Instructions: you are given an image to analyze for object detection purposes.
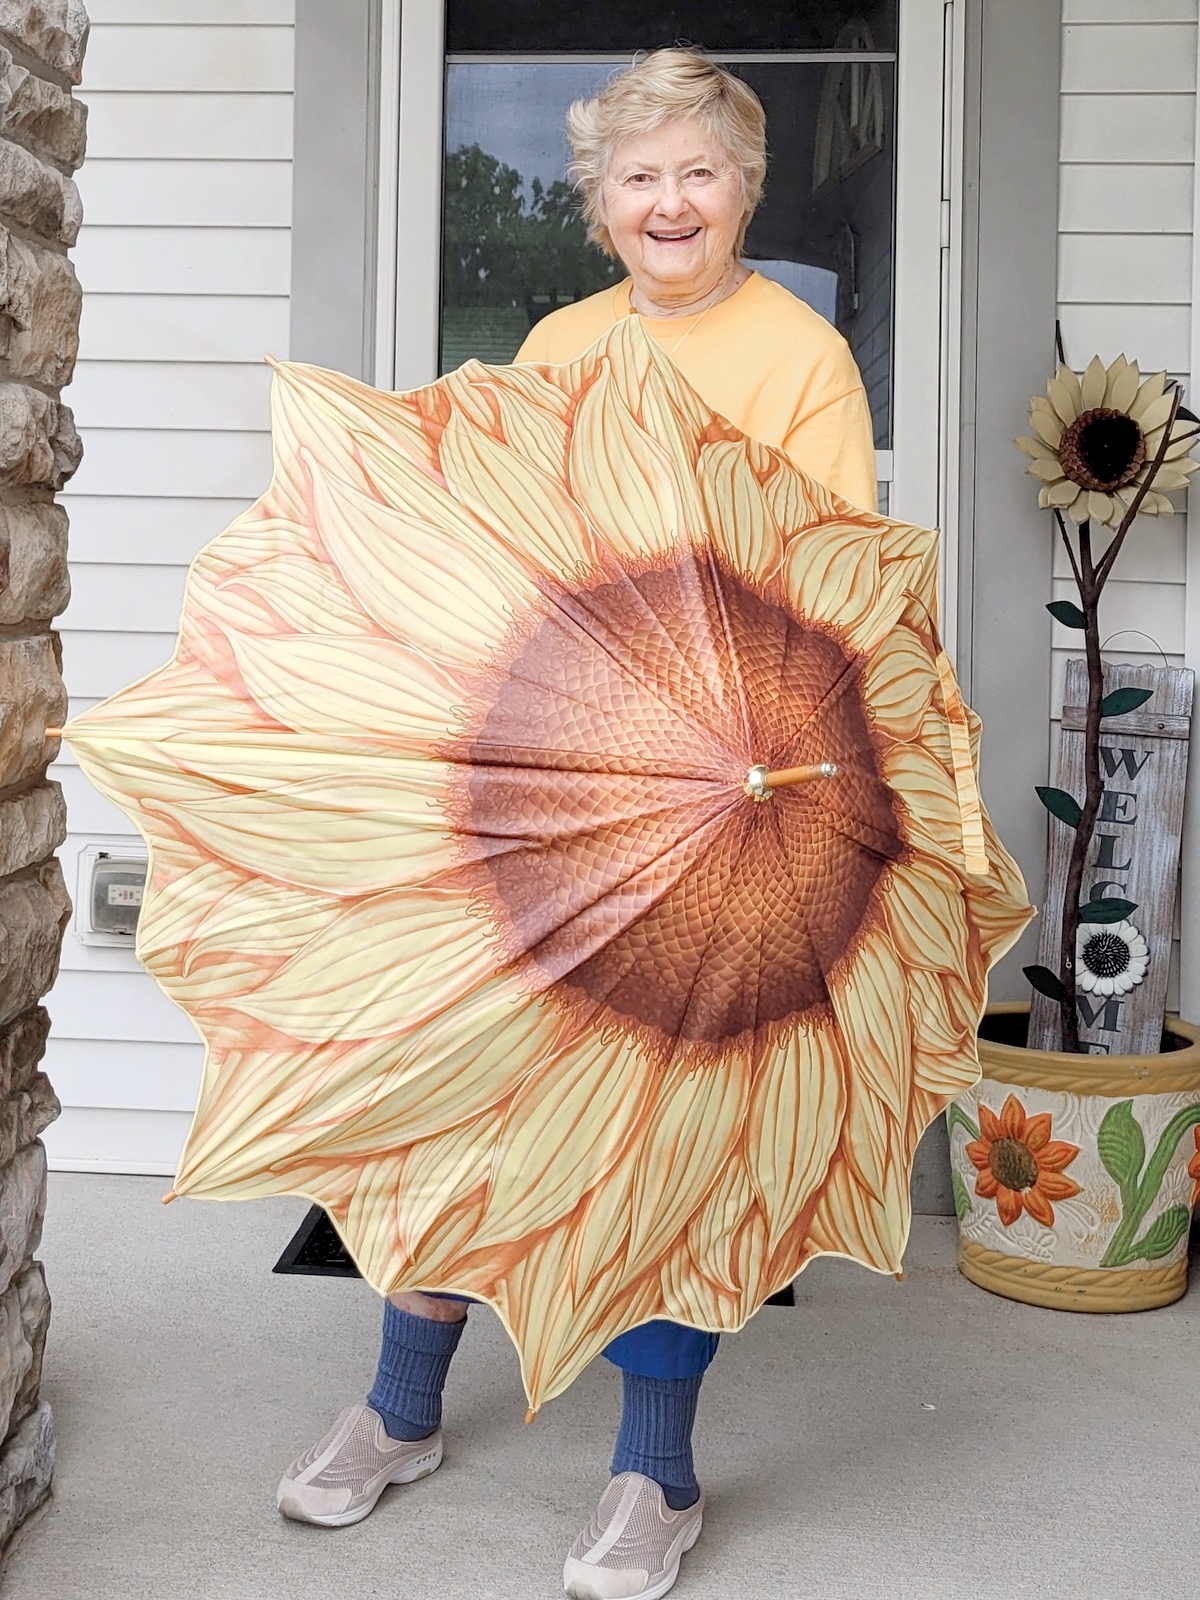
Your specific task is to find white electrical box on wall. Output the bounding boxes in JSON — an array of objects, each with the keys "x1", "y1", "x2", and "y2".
[{"x1": 75, "y1": 841, "x2": 149, "y2": 947}]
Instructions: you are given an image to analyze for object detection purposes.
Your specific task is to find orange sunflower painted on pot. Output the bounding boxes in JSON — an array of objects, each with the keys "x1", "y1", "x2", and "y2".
[
  {"x1": 966, "y1": 1094, "x2": 1081, "y2": 1227},
  {"x1": 64, "y1": 319, "x2": 1032, "y2": 1408},
  {"x1": 1188, "y1": 1127, "x2": 1200, "y2": 1208}
]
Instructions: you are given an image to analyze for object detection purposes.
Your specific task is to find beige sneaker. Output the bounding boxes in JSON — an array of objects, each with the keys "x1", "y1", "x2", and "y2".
[
  {"x1": 277, "y1": 1403, "x2": 442, "y2": 1527},
  {"x1": 563, "y1": 1472, "x2": 704, "y2": 1600}
]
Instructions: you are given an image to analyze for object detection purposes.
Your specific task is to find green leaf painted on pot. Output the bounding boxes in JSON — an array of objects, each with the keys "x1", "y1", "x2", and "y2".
[
  {"x1": 1128, "y1": 1204, "x2": 1190, "y2": 1263},
  {"x1": 1100, "y1": 687, "x2": 1154, "y2": 718},
  {"x1": 1036, "y1": 786, "x2": 1082, "y2": 828},
  {"x1": 952, "y1": 1171, "x2": 972, "y2": 1221},
  {"x1": 946, "y1": 1103, "x2": 981, "y2": 1143},
  {"x1": 1046, "y1": 600, "x2": 1087, "y2": 630},
  {"x1": 1097, "y1": 1099, "x2": 1144, "y2": 1206},
  {"x1": 1100, "y1": 1103, "x2": 1200, "y2": 1267},
  {"x1": 1078, "y1": 897, "x2": 1138, "y2": 924},
  {"x1": 1024, "y1": 963, "x2": 1066, "y2": 1003}
]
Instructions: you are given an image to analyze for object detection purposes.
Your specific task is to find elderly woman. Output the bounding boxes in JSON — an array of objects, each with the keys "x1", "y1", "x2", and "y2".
[{"x1": 277, "y1": 48, "x2": 877, "y2": 1600}]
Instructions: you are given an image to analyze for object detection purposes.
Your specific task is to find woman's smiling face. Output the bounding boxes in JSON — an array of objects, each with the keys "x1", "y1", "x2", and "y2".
[{"x1": 599, "y1": 117, "x2": 747, "y2": 301}]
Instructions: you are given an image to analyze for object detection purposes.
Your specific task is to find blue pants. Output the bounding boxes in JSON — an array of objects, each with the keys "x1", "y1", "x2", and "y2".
[
  {"x1": 603, "y1": 1323, "x2": 719, "y2": 1379},
  {"x1": 435, "y1": 1296, "x2": 718, "y2": 1380}
]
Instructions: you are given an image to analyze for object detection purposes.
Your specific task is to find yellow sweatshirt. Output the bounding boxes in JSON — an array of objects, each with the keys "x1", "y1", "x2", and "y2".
[{"x1": 516, "y1": 271, "x2": 878, "y2": 512}]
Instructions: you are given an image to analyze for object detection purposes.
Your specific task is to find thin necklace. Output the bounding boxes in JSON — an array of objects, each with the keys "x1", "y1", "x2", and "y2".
[
  {"x1": 630, "y1": 265, "x2": 742, "y2": 359},
  {"x1": 656, "y1": 302, "x2": 712, "y2": 359}
]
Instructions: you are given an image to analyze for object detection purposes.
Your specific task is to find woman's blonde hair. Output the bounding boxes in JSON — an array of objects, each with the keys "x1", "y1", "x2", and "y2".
[{"x1": 566, "y1": 48, "x2": 768, "y2": 258}]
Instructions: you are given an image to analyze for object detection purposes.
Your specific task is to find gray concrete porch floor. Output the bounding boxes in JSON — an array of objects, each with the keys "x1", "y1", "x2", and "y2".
[{"x1": 3, "y1": 1174, "x2": 1197, "y2": 1600}]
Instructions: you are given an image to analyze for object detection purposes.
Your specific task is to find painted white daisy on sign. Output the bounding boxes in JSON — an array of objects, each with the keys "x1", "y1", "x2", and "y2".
[{"x1": 1076, "y1": 919, "x2": 1149, "y2": 998}]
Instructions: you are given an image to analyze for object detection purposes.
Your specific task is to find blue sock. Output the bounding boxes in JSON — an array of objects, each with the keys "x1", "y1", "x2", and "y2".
[
  {"x1": 611, "y1": 1371, "x2": 703, "y2": 1510},
  {"x1": 367, "y1": 1301, "x2": 466, "y2": 1442}
]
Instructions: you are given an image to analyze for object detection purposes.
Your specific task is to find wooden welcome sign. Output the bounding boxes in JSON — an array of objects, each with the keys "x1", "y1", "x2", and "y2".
[
  {"x1": 1028, "y1": 661, "x2": 1194, "y2": 1057},
  {"x1": 1030, "y1": 662, "x2": 1196, "y2": 1062}
]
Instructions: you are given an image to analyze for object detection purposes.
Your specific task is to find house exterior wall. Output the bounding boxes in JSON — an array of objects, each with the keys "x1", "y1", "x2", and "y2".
[
  {"x1": 1055, "y1": 0, "x2": 1197, "y2": 1013},
  {"x1": 45, "y1": 0, "x2": 294, "y2": 1174},
  {"x1": 43, "y1": 1, "x2": 1200, "y2": 1177}
]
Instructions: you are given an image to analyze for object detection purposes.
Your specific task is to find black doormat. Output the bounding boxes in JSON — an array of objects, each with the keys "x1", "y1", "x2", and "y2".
[
  {"x1": 274, "y1": 1205, "x2": 361, "y2": 1277},
  {"x1": 274, "y1": 1203, "x2": 796, "y2": 1303}
]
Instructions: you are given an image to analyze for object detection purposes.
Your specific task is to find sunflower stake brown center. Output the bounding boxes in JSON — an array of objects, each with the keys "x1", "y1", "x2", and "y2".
[{"x1": 1059, "y1": 408, "x2": 1145, "y2": 493}]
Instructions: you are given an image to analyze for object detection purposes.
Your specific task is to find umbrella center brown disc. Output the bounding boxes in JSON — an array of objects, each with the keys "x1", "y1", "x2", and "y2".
[{"x1": 447, "y1": 551, "x2": 904, "y2": 1052}]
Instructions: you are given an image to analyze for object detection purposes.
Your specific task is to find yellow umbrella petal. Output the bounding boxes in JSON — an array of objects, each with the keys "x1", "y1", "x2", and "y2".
[
  {"x1": 177, "y1": 978, "x2": 556, "y2": 1196},
  {"x1": 745, "y1": 1024, "x2": 847, "y2": 1253},
  {"x1": 624, "y1": 1054, "x2": 750, "y2": 1281},
  {"x1": 163, "y1": 771, "x2": 457, "y2": 897},
  {"x1": 696, "y1": 439, "x2": 784, "y2": 584},
  {"x1": 233, "y1": 886, "x2": 497, "y2": 1041},
  {"x1": 311, "y1": 468, "x2": 537, "y2": 668},
  {"x1": 684, "y1": 1155, "x2": 756, "y2": 1294},
  {"x1": 568, "y1": 359, "x2": 690, "y2": 561},
  {"x1": 469, "y1": 1033, "x2": 654, "y2": 1251},
  {"x1": 782, "y1": 524, "x2": 881, "y2": 639},
  {"x1": 393, "y1": 1110, "x2": 505, "y2": 1264},
  {"x1": 827, "y1": 933, "x2": 912, "y2": 1121},
  {"x1": 204, "y1": 553, "x2": 373, "y2": 639},
  {"x1": 751, "y1": 443, "x2": 822, "y2": 535},
  {"x1": 885, "y1": 742, "x2": 965, "y2": 865},
  {"x1": 441, "y1": 407, "x2": 600, "y2": 582},
  {"x1": 660, "y1": 1235, "x2": 735, "y2": 1328},
  {"x1": 229, "y1": 632, "x2": 465, "y2": 749},
  {"x1": 861, "y1": 624, "x2": 939, "y2": 741},
  {"x1": 806, "y1": 1141, "x2": 905, "y2": 1272},
  {"x1": 882, "y1": 858, "x2": 970, "y2": 978}
]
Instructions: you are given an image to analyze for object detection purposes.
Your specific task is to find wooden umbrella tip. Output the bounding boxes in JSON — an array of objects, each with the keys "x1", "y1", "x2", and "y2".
[
  {"x1": 524, "y1": 1407, "x2": 538, "y2": 1425},
  {"x1": 162, "y1": 1189, "x2": 179, "y2": 1206},
  {"x1": 45, "y1": 727, "x2": 63, "y2": 740},
  {"x1": 894, "y1": 1270, "x2": 905, "y2": 1284}
]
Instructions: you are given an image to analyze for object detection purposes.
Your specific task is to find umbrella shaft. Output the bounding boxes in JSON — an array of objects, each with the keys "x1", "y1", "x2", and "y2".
[{"x1": 744, "y1": 762, "x2": 838, "y2": 800}]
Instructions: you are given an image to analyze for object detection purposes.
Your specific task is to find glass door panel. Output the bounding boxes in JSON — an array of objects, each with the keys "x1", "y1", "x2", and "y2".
[
  {"x1": 441, "y1": 63, "x2": 619, "y2": 371},
  {"x1": 440, "y1": 8, "x2": 898, "y2": 455}
]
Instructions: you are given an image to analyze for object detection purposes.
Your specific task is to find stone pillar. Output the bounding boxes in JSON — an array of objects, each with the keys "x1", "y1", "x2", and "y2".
[{"x1": 0, "y1": 0, "x2": 88, "y2": 1551}]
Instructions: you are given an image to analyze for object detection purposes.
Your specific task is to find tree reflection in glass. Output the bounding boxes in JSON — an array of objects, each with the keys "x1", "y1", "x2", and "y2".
[
  {"x1": 441, "y1": 143, "x2": 622, "y2": 372},
  {"x1": 438, "y1": 52, "x2": 895, "y2": 452}
]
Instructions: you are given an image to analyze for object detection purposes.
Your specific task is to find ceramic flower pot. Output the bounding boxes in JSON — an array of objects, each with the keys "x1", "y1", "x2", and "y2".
[{"x1": 949, "y1": 1002, "x2": 1200, "y2": 1312}]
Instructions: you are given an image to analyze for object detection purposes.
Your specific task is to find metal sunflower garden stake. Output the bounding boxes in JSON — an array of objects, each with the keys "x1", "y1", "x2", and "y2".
[
  {"x1": 1017, "y1": 354, "x2": 1199, "y2": 1052},
  {"x1": 935, "y1": 352, "x2": 1200, "y2": 1314}
]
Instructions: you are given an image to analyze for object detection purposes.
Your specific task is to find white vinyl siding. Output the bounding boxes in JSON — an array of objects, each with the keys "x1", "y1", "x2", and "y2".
[
  {"x1": 1055, "y1": 2, "x2": 1198, "y2": 1014},
  {"x1": 46, "y1": 3, "x2": 294, "y2": 1175}
]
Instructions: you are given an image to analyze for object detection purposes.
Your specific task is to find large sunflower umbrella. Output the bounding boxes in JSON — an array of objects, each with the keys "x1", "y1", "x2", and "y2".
[{"x1": 66, "y1": 319, "x2": 1031, "y2": 1409}]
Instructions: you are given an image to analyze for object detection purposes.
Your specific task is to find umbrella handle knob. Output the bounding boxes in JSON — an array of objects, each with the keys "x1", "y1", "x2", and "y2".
[{"x1": 744, "y1": 762, "x2": 838, "y2": 801}]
